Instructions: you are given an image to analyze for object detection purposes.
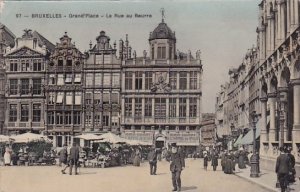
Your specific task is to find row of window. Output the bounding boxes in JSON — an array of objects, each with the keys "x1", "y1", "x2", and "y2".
[
  {"x1": 125, "y1": 71, "x2": 198, "y2": 90},
  {"x1": 151, "y1": 46, "x2": 173, "y2": 60},
  {"x1": 9, "y1": 79, "x2": 42, "y2": 95},
  {"x1": 9, "y1": 104, "x2": 41, "y2": 122},
  {"x1": 48, "y1": 74, "x2": 82, "y2": 85},
  {"x1": 124, "y1": 98, "x2": 198, "y2": 118},
  {"x1": 48, "y1": 92, "x2": 82, "y2": 105},
  {"x1": 85, "y1": 73, "x2": 120, "y2": 87},
  {"x1": 47, "y1": 111, "x2": 81, "y2": 125},
  {"x1": 9, "y1": 59, "x2": 43, "y2": 72},
  {"x1": 85, "y1": 92, "x2": 119, "y2": 105},
  {"x1": 123, "y1": 125, "x2": 197, "y2": 131},
  {"x1": 85, "y1": 113, "x2": 119, "y2": 127}
]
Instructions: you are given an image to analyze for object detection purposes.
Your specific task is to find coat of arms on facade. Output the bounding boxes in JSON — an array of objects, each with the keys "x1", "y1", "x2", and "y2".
[{"x1": 150, "y1": 72, "x2": 171, "y2": 93}]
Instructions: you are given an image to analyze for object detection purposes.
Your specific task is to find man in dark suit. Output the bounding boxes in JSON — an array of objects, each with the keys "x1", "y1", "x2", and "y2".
[
  {"x1": 58, "y1": 143, "x2": 68, "y2": 174},
  {"x1": 69, "y1": 142, "x2": 80, "y2": 175},
  {"x1": 167, "y1": 143, "x2": 185, "y2": 192},
  {"x1": 276, "y1": 147, "x2": 290, "y2": 192},
  {"x1": 147, "y1": 146, "x2": 158, "y2": 175}
]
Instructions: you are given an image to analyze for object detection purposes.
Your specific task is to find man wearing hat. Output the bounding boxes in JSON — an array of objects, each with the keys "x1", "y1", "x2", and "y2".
[
  {"x1": 147, "y1": 146, "x2": 158, "y2": 175},
  {"x1": 167, "y1": 143, "x2": 185, "y2": 192},
  {"x1": 58, "y1": 143, "x2": 69, "y2": 174},
  {"x1": 276, "y1": 147, "x2": 290, "y2": 192}
]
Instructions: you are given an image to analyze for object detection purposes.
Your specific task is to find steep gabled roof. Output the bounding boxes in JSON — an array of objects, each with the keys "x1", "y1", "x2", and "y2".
[{"x1": 32, "y1": 31, "x2": 55, "y2": 52}]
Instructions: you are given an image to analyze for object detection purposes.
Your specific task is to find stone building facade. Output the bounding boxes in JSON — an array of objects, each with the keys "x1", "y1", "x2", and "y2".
[
  {"x1": 45, "y1": 33, "x2": 84, "y2": 147},
  {"x1": 4, "y1": 29, "x2": 54, "y2": 135},
  {"x1": 83, "y1": 31, "x2": 121, "y2": 135},
  {"x1": 200, "y1": 113, "x2": 216, "y2": 146},
  {"x1": 121, "y1": 18, "x2": 203, "y2": 148},
  {"x1": 216, "y1": 0, "x2": 300, "y2": 171},
  {"x1": 0, "y1": 23, "x2": 15, "y2": 134}
]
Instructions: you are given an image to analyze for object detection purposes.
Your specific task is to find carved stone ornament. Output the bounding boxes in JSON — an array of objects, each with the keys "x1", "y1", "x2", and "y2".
[{"x1": 151, "y1": 72, "x2": 171, "y2": 93}]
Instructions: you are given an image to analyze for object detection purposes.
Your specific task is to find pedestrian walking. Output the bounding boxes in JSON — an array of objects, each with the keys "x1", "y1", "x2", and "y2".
[
  {"x1": 276, "y1": 147, "x2": 290, "y2": 192},
  {"x1": 211, "y1": 149, "x2": 218, "y2": 171},
  {"x1": 238, "y1": 147, "x2": 246, "y2": 169},
  {"x1": 133, "y1": 148, "x2": 141, "y2": 166},
  {"x1": 203, "y1": 151, "x2": 208, "y2": 171},
  {"x1": 166, "y1": 143, "x2": 185, "y2": 192},
  {"x1": 69, "y1": 143, "x2": 80, "y2": 175},
  {"x1": 58, "y1": 144, "x2": 69, "y2": 174},
  {"x1": 286, "y1": 147, "x2": 296, "y2": 185},
  {"x1": 221, "y1": 150, "x2": 226, "y2": 171},
  {"x1": 224, "y1": 152, "x2": 234, "y2": 174},
  {"x1": 147, "y1": 146, "x2": 158, "y2": 175}
]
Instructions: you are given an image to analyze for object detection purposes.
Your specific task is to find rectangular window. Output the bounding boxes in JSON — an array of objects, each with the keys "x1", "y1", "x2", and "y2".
[
  {"x1": 66, "y1": 92, "x2": 73, "y2": 105},
  {"x1": 155, "y1": 98, "x2": 166, "y2": 118},
  {"x1": 169, "y1": 72, "x2": 177, "y2": 90},
  {"x1": 57, "y1": 74, "x2": 64, "y2": 85},
  {"x1": 152, "y1": 46, "x2": 154, "y2": 59},
  {"x1": 103, "y1": 93, "x2": 110, "y2": 104},
  {"x1": 103, "y1": 115, "x2": 109, "y2": 126},
  {"x1": 65, "y1": 74, "x2": 72, "y2": 84},
  {"x1": 21, "y1": 60, "x2": 30, "y2": 71},
  {"x1": 75, "y1": 92, "x2": 82, "y2": 105},
  {"x1": 94, "y1": 92, "x2": 101, "y2": 105},
  {"x1": 179, "y1": 98, "x2": 187, "y2": 117},
  {"x1": 169, "y1": 98, "x2": 177, "y2": 118},
  {"x1": 145, "y1": 72, "x2": 153, "y2": 90},
  {"x1": 111, "y1": 93, "x2": 119, "y2": 104},
  {"x1": 85, "y1": 114, "x2": 92, "y2": 126},
  {"x1": 9, "y1": 104, "x2": 17, "y2": 122},
  {"x1": 56, "y1": 112, "x2": 63, "y2": 125},
  {"x1": 47, "y1": 112, "x2": 54, "y2": 124},
  {"x1": 169, "y1": 46, "x2": 173, "y2": 59},
  {"x1": 135, "y1": 98, "x2": 142, "y2": 117},
  {"x1": 85, "y1": 92, "x2": 92, "y2": 105},
  {"x1": 112, "y1": 114, "x2": 119, "y2": 127},
  {"x1": 48, "y1": 92, "x2": 55, "y2": 104},
  {"x1": 65, "y1": 112, "x2": 72, "y2": 124},
  {"x1": 112, "y1": 73, "x2": 120, "y2": 87},
  {"x1": 21, "y1": 104, "x2": 29, "y2": 121},
  {"x1": 74, "y1": 74, "x2": 81, "y2": 83},
  {"x1": 21, "y1": 79, "x2": 30, "y2": 95},
  {"x1": 86, "y1": 73, "x2": 93, "y2": 86},
  {"x1": 10, "y1": 79, "x2": 18, "y2": 95},
  {"x1": 32, "y1": 79, "x2": 42, "y2": 95},
  {"x1": 10, "y1": 60, "x2": 18, "y2": 71},
  {"x1": 179, "y1": 72, "x2": 187, "y2": 90},
  {"x1": 125, "y1": 72, "x2": 132, "y2": 90},
  {"x1": 95, "y1": 113, "x2": 101, "y2": 125},
  {"x1": 189, "y1": 98, "x2": 197, "y2": 117},
  {"x1": 125, "y1": 98, "x2": 132, "y2": 117},
  {"x1": 73, "y1": 111, "x2": 81, "y2": 125},
  {"x1": 49, "y1": 74, "x2": 56, "y2": 85},
  {"x1": 56, "y1": 92, "x2": 64, "y2": 104},
  {"x1": 135, "y1": 72, "x2": 143, "y2": 90},
  {"x1": 190, "y1": 71, "x2": 197, "y2": 90},
  {"x1": 103, "y1": 73, "x2": 111, "y2": 86},
  {"x1": 33, "y1": 104, "x2": 41, "y2": 122},
  {"x1": 95, "y1": 73, "x2": 102, "y2": 85},
  {"x1": 145, "y1": 98, "x2": 152, "y2": 117},
  {"x1": 33, "y1": 59, "x2": 42, "y2": 71},
  {"x1": 157, "y1": 46, "x2": 166, "y2": 59}
]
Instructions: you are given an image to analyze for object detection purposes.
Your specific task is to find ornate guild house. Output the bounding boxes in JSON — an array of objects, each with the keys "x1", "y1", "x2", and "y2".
[{"x1": 121, "y1": 17, "x2": 203, "y2": 148}]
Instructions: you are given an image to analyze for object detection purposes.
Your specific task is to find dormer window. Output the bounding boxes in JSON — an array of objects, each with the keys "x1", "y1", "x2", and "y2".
[
  {"x1": 58, "y1": 58, "x2": 63, "y2": 66},
  {"x1": 67, "y1": 58, "x2": 72, "y2": 66},
  {"x1": 157, "y1": 46, "x2": 166, "y2": 59}
]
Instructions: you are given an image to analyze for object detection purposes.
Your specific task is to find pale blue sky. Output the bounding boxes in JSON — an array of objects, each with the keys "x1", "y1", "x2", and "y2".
[{"x1": 0, "y1": 0, "x2": 260, "y2": 112}]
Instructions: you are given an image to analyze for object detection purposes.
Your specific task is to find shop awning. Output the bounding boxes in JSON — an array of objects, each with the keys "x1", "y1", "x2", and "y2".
[
  {"x1": 177, "y1": 142, "x2": 200, "y2": 146},
  {"x1": 233, "y1": 134, "x2": 243, "y2": 147},
  {"x1": 240, "y1": 118, "x2": 262, "y2": 145}
]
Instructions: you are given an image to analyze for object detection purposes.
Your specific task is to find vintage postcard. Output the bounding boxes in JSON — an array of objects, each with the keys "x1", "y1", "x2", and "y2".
[{"x1": 0, "y1": 0, "x2": 299, "y2": 192}]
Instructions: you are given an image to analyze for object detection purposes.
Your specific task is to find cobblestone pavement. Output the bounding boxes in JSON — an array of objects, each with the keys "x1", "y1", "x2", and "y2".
[{"x1": 0, "y1": 159, "x2": 271, "y2": 192}]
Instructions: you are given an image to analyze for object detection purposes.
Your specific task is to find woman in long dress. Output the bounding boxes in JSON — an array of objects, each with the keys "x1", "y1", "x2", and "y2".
[
  {"x1": 133, "y1": 148, "x2": 141, "y2": 166},
  {"x1": 4, "y1": 144, "x2": 12, "y2": 166},
  {"x1": 203, "y1": 151, "x2": 208, "y2": 171}
]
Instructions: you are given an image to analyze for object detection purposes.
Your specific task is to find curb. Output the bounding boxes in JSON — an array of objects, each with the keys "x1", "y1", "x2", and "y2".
[{"x1": 234, "y1": 173, "x2": 278, "y2": 192}]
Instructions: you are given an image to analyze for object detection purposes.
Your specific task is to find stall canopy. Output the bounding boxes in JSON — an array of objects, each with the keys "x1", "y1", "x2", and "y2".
[
  {"x1": 95, "y1": 132, "x2": 127, "y2": 144},
  {"x1": 11, "y1": 132, "x2": 52, "y2": 143},
  {"x1": 0, "y1": 135, "x2": 10, "y2": 142},
  {"x1": 74, "y1": 133, "x2": 103, "y2": 140}
]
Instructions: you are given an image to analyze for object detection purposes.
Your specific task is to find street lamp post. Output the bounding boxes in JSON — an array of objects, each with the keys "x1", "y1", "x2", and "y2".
[{"x1": 250, "y1": 110, "x2": 260, "y2": 178}]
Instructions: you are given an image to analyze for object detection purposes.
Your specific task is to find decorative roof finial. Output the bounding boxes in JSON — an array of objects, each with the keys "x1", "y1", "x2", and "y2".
[{"x1": 160, "y1": 8, "x2": 165, "y2": 23}]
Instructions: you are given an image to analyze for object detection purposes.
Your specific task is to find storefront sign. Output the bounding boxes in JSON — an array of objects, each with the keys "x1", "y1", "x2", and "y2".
[{"x1": 122, "y1": 132, "x2": 154, "y2": 142}]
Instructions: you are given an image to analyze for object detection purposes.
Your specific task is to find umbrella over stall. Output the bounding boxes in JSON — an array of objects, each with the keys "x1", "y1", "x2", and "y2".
[{"x1": 10, "y1": 132, "x2": 52, "y2": 143}]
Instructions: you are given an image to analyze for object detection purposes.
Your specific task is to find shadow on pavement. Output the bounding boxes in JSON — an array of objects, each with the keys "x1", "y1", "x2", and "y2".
[
  {"x1": 181, "y1": 186, "x2": 197, "y2": 191},
  {"x1": 78, "y1": 172, "x2": 97, "y2": 175}
]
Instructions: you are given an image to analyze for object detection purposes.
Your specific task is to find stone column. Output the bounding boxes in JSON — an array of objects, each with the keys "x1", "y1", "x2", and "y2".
[
  {"x1": 290, "y1": 0, "x2": 295, "y2": 28},
  {"x1": 121, "y1": 98, "x2": 125, "y2": 124},
  {"x1": 132, "y1": 72, "x2": 135, "y2": 91},
  {"x1": 152, "y1": 98, "x2": 155, "y2": 119},
  {"x1": 294, "y1": 0, "x2": 299, "y2": 29},
  {"x1": 278, "y1": 87, "x2": 289, "y2": 143},
  {"x1": 286, "y1": 0, "x2": 290, "y2": 35},
  {"x1": 260, "y1": 97, "x2": 268, "y2": 157},
  {"x1": 277, "y1": 2, "x2": 282, "y2": 44},
  {"x1": 268, "y1": 93, "x2": 277, "y2": 143},
  {"x1": 280, "y1": 1, "x2": 286, "y2": 40},
  {"x1": 267, "y1": 16, "x2": 272, "y2": 55},
  {"x1": 270, "y1": 16, "x2": 275, "y2": 52},
  {"x1": 142, "y1": 72, "x2": 145, "y2": 90}
]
